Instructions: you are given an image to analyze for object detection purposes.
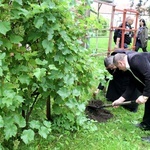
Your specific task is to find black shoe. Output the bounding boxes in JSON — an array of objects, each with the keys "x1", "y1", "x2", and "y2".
[
  {"x1": 142, "y1": 136, "x2": 150, "y2": 142},
  {"x1": 135, "y1": 122, "x2": 150, "y2": 131}
]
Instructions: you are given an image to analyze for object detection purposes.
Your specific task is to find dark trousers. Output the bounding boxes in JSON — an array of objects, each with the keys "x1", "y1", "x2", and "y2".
[
  {"x1": 143, "y1": 98, "x2": 150, "y2": 125},
  {"x1": 135, "y1": 40, "x2": 147, "y2": 52},
  {"x1": 119, "y1": 43, "x2": 128, "y2": 49}
]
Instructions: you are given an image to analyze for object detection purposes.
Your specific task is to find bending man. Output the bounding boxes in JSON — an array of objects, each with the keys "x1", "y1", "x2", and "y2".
[
  {"x1": 94, "y1": 49, "x2": 140, "y2": 112},
  {"x1": 112, "y1": 52, "x2": 150, "y2": 141}
]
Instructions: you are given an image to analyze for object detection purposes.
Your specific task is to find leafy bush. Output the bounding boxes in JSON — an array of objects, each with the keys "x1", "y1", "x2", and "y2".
[{"x1": 0, "y1": 0, "x2": 102, "y2": 148}]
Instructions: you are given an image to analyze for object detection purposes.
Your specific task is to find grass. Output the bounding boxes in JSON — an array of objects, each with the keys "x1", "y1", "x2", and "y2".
[
  {"x1": 55, "y1": 105, "x2": 149, "y2": 150},
  {"x1": 15, "y1": 38, "x2": 150, "y2": 150},
  {"x1": 89, "y1": 36, "x2": 150, "y2": 54},
  {"x1": 19, "y1": 100, "x2": 150, "y2": 150}
]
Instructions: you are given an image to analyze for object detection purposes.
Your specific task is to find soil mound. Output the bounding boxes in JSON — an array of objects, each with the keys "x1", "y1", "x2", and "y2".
[{"x1": 85, "y1": 100, "x2": 113, "y2": 122}]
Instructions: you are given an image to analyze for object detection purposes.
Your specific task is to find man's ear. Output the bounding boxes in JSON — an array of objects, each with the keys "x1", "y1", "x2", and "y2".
[
  {"x1": 118, "y1": 60, "x2": 124, "y2": 67},
  {"x1": 117, "y1": 61, "x2": 122, "y2": 66}
]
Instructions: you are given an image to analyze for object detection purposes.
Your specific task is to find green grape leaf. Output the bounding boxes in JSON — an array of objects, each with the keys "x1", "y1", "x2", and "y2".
[
  {"x1": 0, "y1": 40, "x2": 3, "y2": 46},
  {"x1": 42, "y1": 1, "x2": 55, "y2": 9},
  {"x1": 14, "y1": 114, "x2": 26, "y2": 128},
  {"x1": 57, "y1": 87, "x2": 71, "y2": 99},
  {"x1": 77, "y1": 103, "x2": 85, "y2": 112},
  {"x1": 48, "y1": 64, "x2": 58, "y2": 70},
  {"x1": 43, "y1": 120, "x2": 51, "y2": 128},
  {"x1": 2, "y1": 38, "x2": 12, "y2": 50},
  {"x1": 0, "y1": 21, "x2": 11, "y2": 35},
  {"x1": 0, "y1": 53, "x2": 6, "y2": 59},
  {"x1": 0, "y1": 116, "x2": 4, "y2": 127},
  {"x1": 47, "y1": 28, "x2": 54, "y2": 40},
  {"x1": 2, "y1": 90, "x2": 15, "y2": 107},
  {"x1": 53, "y1": 104, "x2": 63, "y2": 114},
  {"x1": 10, "y1": 35, "x2": 23, "y2": 44},
  {"x1": 15, "y1": 0, "x2": 23, "y2": 5},
  {"x1": 4, "y1": 124, "x2": 17, "y2": 140},
  {"x1": 34, "y1": 17, "x2": 44, "y2": 29},
  {"x1": 0, "y1": 68, "x2": 3, "y2": 76},
  {"x1": 18, "y1": 75, "x2": 31, "y2": 85},
  {"x1": 33, "y1": 68, "x2": 46, "y2": 81},
  {"x1": 72, "y1": 88, "x2": 80, "y2": 97},
  {"x1": 38, "y1": 126, "x2": 50, "y2": 139},
  {"x1": 29, "y1": 120, "x2": 40, "y2": 129},
  {"x1": 21, "y1": 129, "x2": 35, "y2": 144},
  {"x1": 35, "y1": 58, "x2": 48, "y2": 65},
  {"x1": 42, "y1": 39, "x2": 54, "y2": 54},
  {"x1": 59, "y1": 30, "x2": 71, "y2": 42},
  {"x1": 63, "y1": 74, "x2": 74, "y2": 85}
]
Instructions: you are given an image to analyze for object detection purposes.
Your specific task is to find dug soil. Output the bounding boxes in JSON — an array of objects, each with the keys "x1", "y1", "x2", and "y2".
[{"x1": 85, "y1": 100, "x2": 113, "y2": 123}]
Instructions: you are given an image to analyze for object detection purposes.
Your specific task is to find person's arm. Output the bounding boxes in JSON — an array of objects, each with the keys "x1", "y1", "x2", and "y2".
[
  {"x1": 94, "y1": 82, "x2": 105, "y2": 94},
  {"x1": 112, "y1": 69, "x2": 136, "y2": 106},
  {"x1": 115, "y1": 37, "x2": 120, "y2": 48},
  {"x1": 125, "y1": 54, "x2": 150, "y2": 105},
  {"x1": 132, "y1": 55, "x2": 150, "y2": 98},
  {"x1": 141, "y1": 27, "x2": 148, "y2": 44},
  {"x1": 115, "y1": 28, "x2": 122, "y2": 48},
  {"x1": 112, "y1": 73, "x2": 135, "y2": 106},
  {"x1": 145, "y1": 27, "x2": 148, "y2": 40}
]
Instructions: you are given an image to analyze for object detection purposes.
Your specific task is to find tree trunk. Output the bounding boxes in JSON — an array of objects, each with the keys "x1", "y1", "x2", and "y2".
[{"x1": 46, "y1": 96, "x2": 52, "y2": 121}]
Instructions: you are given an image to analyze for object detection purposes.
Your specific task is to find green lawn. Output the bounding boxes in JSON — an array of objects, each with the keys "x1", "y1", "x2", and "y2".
[
  {"x1": 89, "y1": 37, "x2": 150, "y2": 54},
  {"x1": 17, "y1": 38, "x2": 150, "y2": 150}
]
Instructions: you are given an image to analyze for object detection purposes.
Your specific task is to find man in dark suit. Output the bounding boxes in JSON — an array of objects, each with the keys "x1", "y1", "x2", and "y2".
[
  {"x1": 112, "y1": 52, "x2": 150, "y2": 142},
  {"x1": 94, "y1": 49, "x2": 140, "y2": 112}
]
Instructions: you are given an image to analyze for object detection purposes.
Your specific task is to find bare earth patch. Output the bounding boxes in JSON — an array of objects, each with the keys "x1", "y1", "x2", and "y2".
[{"x1": 85, "y1": 100, "x2": 113, "y2": 122}]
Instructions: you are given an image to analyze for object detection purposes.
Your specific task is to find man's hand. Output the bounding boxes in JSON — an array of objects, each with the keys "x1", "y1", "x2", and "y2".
[
  {"x1": 114, "y1": 44, "x2": 119, "y2": 49},
  {"x1": 136, "y1": 95, "x2": 148, "y2": 104},
  {"x1": 94, "y1": 89, "x2": 99, "y2": 95},
  {"x1": 112, "y1": 96, "x2": 125, "y2": 108}
]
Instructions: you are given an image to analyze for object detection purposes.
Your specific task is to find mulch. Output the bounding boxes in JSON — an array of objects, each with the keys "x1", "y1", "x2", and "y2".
[{"x1": 85, "y1": 99, "x2": 113, "y2": 123}]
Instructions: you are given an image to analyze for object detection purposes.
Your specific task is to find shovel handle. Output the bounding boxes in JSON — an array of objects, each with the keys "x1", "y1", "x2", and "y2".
[
  {"x1": 87, "y1": 101, "x2": 135, "y2": 109},
  {"x1": 103, "y1": 100, "x2": 134, "y2": 108}
]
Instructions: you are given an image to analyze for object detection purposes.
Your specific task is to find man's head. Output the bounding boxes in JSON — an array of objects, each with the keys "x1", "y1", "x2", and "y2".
[
  {"x1": 126, "y1": 16, "x2": 134, "y2": 25},
  {"x1": 104, "y1": 56, "x2": 116, "y2": 70},
  {"x1": 113, "y1": 53, "x2": 127, "y2": 71}
]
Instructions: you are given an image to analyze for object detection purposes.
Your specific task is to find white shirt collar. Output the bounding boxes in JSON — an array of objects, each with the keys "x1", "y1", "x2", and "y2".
[{"x1": 125, "y1": 55, "x2": 130, "y2": 70}]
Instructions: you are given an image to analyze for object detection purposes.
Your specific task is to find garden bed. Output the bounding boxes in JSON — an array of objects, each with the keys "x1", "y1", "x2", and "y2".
[{"x1": 85, "y1": 100, "x2": 113, "y2": 122}]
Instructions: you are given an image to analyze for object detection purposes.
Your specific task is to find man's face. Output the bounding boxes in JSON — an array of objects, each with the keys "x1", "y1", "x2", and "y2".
[
  {"x1": 115, "y1": 61, "x2": 127, "y2": 71},
  {"x1": 107, "y1": 64, "x2": 117, "y2": 70},
  {"x1": 128, "y1": 19, "x2": 134, "y2": 25}
]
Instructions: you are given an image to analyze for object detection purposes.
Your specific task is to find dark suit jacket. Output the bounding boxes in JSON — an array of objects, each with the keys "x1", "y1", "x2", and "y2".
[
  {"x1": 122, "y1": 52, "x2": 150, "y2": 98},
  {"x1": 105, "y1": 50, "x2": 141, "y2": 100}
]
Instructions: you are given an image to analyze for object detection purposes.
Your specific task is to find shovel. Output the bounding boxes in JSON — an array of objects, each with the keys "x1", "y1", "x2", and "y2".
[{"x1": 87, "y1": 101, "x2": 135, "y2": 109}]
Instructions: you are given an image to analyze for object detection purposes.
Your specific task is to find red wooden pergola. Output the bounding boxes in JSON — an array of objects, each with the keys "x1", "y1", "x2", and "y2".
[
  {"x1": 92, "y1": 0, "x2": 139, "y2": 55},
  {"x1": 108, "y1": 6, "x2": 139, "y2": 54}
]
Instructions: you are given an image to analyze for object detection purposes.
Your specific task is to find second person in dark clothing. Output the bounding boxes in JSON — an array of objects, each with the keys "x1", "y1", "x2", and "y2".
[
  {"x1": 94, "y1": 49, "x2": 141, "y2": 112},
  {"x1": 135, "y1": 19, "x2": 148, "y2": 52},
  {"x1": 114, "y1": 16, "x2": 134, "y2": 49}
]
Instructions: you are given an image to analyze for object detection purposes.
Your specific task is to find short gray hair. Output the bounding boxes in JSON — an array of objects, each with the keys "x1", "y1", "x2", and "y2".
[
  {"x1": 126, "y1": 16, "x2": 134, "y2": 22},
  {"x1": 113, "y1": 53, "x2": 126, "y2": 65},
  {"x1": 104, "y1": 56, "x2": 114, "y2": 67}
]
